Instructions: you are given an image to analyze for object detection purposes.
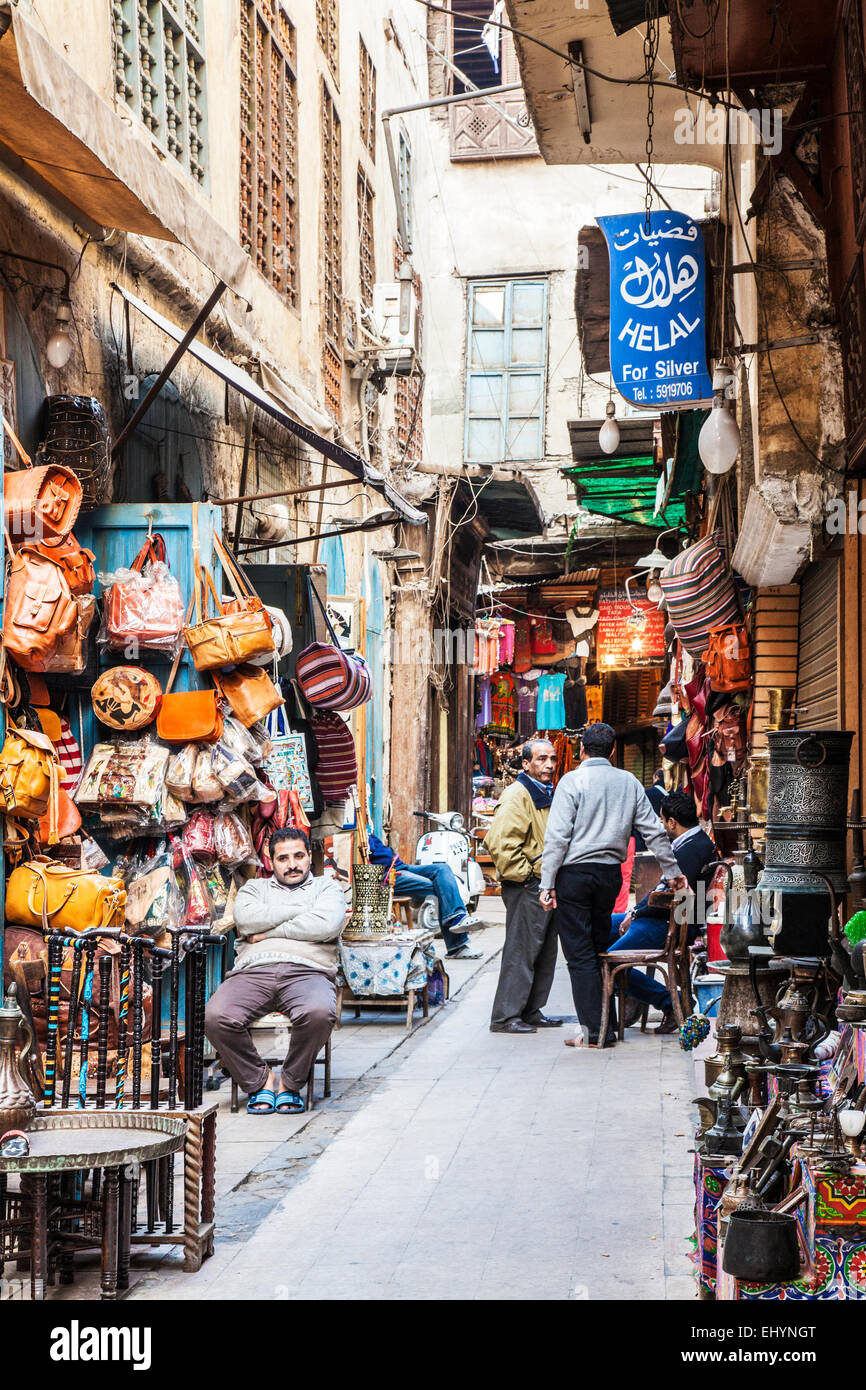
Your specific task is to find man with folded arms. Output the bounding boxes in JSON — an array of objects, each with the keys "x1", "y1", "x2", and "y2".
[
  {"x1": 205, "y1": 827, "x2": 346, "y2": 1114},
  {"x1": 540, "y1": 723, "x2": 685, "y2": 1048}
]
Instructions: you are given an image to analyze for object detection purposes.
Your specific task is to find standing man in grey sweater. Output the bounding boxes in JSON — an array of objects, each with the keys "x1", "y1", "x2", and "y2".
[
  {"x1": 540, "y1": 723, "x2": 684, "y2": 1047},
  {"x1": 205, "y1": 827, "x2": 347, "y2": 1114}
]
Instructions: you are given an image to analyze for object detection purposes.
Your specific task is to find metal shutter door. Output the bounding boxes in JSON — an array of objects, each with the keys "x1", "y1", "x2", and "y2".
[{"x1": 796, "y1": 560, "x2": 840, "y2": 728}]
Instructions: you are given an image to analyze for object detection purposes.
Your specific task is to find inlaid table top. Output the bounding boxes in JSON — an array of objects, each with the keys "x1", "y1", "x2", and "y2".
[{"x1": 0, "y1": 1112, "x2": 185, "y2": 1173}]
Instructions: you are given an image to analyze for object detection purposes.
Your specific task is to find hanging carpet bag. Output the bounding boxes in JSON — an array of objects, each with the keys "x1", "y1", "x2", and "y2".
[
  {"x1": 183, "y1": 507, "x2": 274, "y2": 671},
  {"x1": 104, "y1": 531, "x2": 185, "y2": 652},
  {"x1": 311, "y1": 709, "x2": 358, "y2": 804},
  {"x1": 659, "y1": 531, "x2": 740, "y2": 657},
  {"x1": 2, "y1": 538, "x2": 78, "y2": 670},
  {"x1": 261, "y1": 704, "x2": 315, "y2": 810},
  {"x1": 295, "y1": 582, "x2": 371, "y2": 711}
]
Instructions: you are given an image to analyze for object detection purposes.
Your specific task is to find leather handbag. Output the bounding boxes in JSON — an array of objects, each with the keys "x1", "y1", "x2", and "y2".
[
  {"x1": 91, "y1": 666, "x2": 162, "y2": 731},
  {"x1": 32, "y1": 533, "x2": 95, "y2": 596},
  {"x1": 6, "y1": 859, "x2": 126, "y2": 933},
  {"x1": 3, "y1": 414, "x2": 82, "y2": 542},
  {"x1": 0, "y1": 725, "x2": 60, "y2": 820},
  {"x1": 215, "y1": 663, "x2": 284, "y2": 727},
  {"x1": 155, "y1": 635, "x2": 223, "y2": 743},
  {"x1": 37, "y1": 785, "x2": 82, "y2": 847},
  {"x1": 2, "y1": 538, "x2": 78, "y2": 670},
  {"x1": 104, "y1": 531, "x2": 185, "y2": 651},
  {"x1": 295, "y1": 582, "x2": 372, "y2": 711},
  {"x1": 183, "y1": 508, "x2": 274, "y2": 671},
  {"x1": 703, "y1": 623, "x2": 752, "y2": 693}
]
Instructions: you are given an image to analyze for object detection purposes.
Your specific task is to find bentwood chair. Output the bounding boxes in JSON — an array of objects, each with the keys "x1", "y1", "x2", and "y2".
[{"x1": 597, "y1": 892, "x2": 692, "y2": 1048}]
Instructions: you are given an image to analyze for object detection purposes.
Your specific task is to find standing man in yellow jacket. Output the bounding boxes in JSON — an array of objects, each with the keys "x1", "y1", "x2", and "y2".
[{"x1": 484, "y1": 739, "x2": 562, "y2": 1034}]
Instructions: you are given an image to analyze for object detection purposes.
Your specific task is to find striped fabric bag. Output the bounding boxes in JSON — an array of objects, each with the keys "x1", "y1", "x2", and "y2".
[
  {"x1": 310, "y1": 710, "x2": 358, "y2": 804},
  {"x1": 659, "y1": 531, "x2": 740, "y2": 657},
  {"x1": 295, "y1": 580, "x2": 372, "y2": 711}
]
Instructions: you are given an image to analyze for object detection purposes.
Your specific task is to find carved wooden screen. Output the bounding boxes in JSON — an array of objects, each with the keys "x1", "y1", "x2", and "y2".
[{"x1": 240, "y1": 0, "x2": 298, "y2": 304}]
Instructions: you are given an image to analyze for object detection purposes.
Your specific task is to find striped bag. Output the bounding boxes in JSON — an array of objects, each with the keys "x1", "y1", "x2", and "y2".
[
  {"x1": 310, "y1": 710, "x2": 358, "y2": 804},
  {"x1": 295, "y1": 581, "x2": 372, "y2": 711},
  {"x1": 659, "y1": 531, "x2": 740, "y2": 657}
]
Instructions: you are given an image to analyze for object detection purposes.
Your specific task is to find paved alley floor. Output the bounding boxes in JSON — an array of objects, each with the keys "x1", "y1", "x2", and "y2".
[{"x1": 123, "y1": 913, "x2": 698, "y2": 1303}]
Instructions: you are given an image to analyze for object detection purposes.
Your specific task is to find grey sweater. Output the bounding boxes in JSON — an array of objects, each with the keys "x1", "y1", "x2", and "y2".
[
  {"x1": 540, "y1": 758, "x2": 680, "y2": 890},
  {"x1": 232, "y1": 873, "x2": 348, "y2": 974}
]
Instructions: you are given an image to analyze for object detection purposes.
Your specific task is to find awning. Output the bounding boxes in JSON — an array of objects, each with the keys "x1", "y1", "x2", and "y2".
[
  {"x1": 563, "y1": 412, "x2": 706, "y2": 530},
  {"x1": 468, "y1": 474, "x2": 546, "y2": 540},
  {"x1": 114, "y1": 282, "x2": 428, "y2": 526},
  {"x1": 0, "y1": 8, "x2": 253, "y2": 300}
]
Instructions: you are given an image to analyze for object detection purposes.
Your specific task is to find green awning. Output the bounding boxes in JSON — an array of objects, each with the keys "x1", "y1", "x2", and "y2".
[{"x1": 564, "y1": 410, "x2": 708, "y2": 530}]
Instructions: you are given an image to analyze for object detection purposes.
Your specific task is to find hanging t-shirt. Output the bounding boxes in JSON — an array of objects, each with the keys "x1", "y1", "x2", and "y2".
[
  {"x1": 476, "y1": 677, "x2": 493, "y2": 729},
  {"x1": 498, "y1": 619, "x2": 515, "y2": 666},
  {"x1": 564, "y1": 678, "x2": 588, "y2": 729},
  {"x1": 537, "y1": 672, "x2": 566, "y2": 730},
  {"x1": 514, "y1": 617, "x2": 532, "y2": 673},
  {"x1": 517, "y1": 675, "x2": 539, "y2": 738},
  {"x1": 490, "y1": 672, "x2": 516, "y2": 733}
]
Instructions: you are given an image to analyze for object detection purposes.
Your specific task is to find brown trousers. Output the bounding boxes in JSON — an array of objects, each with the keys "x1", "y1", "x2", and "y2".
[{"x1": 204, "y1": 962, "x2": 336, "y2": 1095}]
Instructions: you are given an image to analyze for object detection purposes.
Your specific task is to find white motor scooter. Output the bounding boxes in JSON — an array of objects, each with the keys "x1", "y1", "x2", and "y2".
[{"x1": 411, "y1": 809, "x2": 487, "y2": 935}]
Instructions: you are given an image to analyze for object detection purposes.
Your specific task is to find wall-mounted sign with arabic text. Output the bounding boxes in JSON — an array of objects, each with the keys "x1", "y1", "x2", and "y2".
[
  {"x1": 598, "y1": 211, "x2": 714, "y2": 411},
  {"x1": 597, "y1": 589, "x2": 666, "y2": 669}
]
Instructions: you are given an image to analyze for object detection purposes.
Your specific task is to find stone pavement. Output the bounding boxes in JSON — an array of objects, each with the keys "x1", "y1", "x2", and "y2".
[{"x1": 39, "y1": 897, "x2": 700, "y2": 1302}]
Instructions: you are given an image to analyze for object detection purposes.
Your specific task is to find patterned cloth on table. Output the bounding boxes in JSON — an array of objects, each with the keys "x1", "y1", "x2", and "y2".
[{"x1": 339, "y1": 936, "x2": 434, "y2": 996}]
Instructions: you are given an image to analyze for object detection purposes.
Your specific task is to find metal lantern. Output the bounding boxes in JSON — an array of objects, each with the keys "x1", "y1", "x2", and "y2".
[
  {"x1": 756, "y1": 729, "x2": 854, "y2": 895},
  {"x1": 344, "y1": 863, "x2": 392, "y2": 938}
]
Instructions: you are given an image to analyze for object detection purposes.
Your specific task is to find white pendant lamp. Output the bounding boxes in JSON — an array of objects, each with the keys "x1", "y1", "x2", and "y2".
[
  {"x1": 699, "y1": 364, "x2": 740, "y2": 474},
  {"x1": 599, "y1": 399, "x2": 620, "y2": 454}
]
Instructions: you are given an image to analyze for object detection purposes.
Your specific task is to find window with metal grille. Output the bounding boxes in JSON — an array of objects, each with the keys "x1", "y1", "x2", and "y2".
[
  {"x1": 465, "y1": 278, "x2": 548, "y2": 463},
  {"x1": 112, "y1": 0, "x2": 208, "y2": 184},
  {"x1": 316, "y1": 0, "x2": 339, "y2": 84},
  {"x1": 322, "y1": 81, "x2": 343, "y2": 416},
  {"x1": 357, "y1": 168, "x2": 375, "y2": 308},
  {"x1": 397, "y1": 128, "x2": 414, "y2": 252},
  {"x1": 239, "y1": 1, "x2": 298, "y2": 305},
  {"x1": 359, "y1": 37, "x2": 376, "y2": 161},
  {"x1": 394, "y1": 244, "x2": 423, "y2": 463}
]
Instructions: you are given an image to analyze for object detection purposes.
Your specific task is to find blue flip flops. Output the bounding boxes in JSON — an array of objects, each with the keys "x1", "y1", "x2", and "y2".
[
  {"x1": 247, "y1": 1087, "x2": 276, "y2": 1114},
  {"x1": 275, "y1": 1090, "x2": 305, "y2": 1114}
]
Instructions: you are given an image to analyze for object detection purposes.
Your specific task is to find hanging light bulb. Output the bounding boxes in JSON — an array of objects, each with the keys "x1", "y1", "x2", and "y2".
[
  {"x1": 46, "y1": 297, "x2": 74, "y2": 369},
  {"x1": 646, "y1": 574, "x2": 663, "y2": 605},
  {"x1": 599, "y1": 398, "x2": 619, "y2": 454},
  {"x1": 699, "y1": 364, "x2": 740, "y2": 474}
]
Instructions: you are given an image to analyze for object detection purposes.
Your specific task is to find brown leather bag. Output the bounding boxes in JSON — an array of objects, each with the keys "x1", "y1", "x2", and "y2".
[
  {"x1": 31, "y1": 533, "x2": 95, "y2": 596},
  {"x1": 37, "y1": 786, "x2": 82, "y2": 847},
  {"x1": 183, "y1": 507, "x2": 274, "y2": 671},
  {"x1": 215, "y1": 664, "x2": 284, "y2": 727},
  {"x1": 2, "y1": 538, "x2": 78, "y2": 670},
  {"x1": 2, "y1": 417, "x2": 82, "y2": 544},
  {"x1": 0, "y1": 724, "x2": 60, "y2": 819}
]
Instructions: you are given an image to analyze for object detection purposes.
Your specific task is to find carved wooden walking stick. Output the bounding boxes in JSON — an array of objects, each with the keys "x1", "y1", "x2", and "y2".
[
  {"x1": 183, "y1": 944, "x2": 196, "y2": 1112},
  {"x1": 95, "y1": 954, "x2": 113, "y2": 1108},
  {"x1": 167, "y1": 929, "x2": 182, "y2": 1110},
  {"x1": 131, "y1": 937, "x2": 146, "y2": 1109},
  {"x1": 61, "y1": 938, "x2": 85, "y2": 1109},
  {"x1": 43, "y1": 933, "x2": 64, "y2": 1107},
  {"x1": 149, "y1": 946, "x2": 170, "y2": 1109},
  {"x1": 115, "y1": 936, "x2": 131, "y2": 1109},
  {"x1": 77, "y1": 939, "x2": 97, "y2": 1108}
]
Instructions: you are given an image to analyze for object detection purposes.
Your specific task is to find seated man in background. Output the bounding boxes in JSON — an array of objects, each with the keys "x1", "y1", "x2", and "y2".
[
  {"x1": 367, "y1": 830, "x2": 482, "y2": 960},
  {"x1": 607, "y1": 790, "x2": 717, "y2": 1036},
  {"x1": 205, "y1": 827, "x2": 347, "y2": 1115}
]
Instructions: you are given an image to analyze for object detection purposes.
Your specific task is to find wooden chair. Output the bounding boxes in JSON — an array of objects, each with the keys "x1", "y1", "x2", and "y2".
[
  {"x1": 597, "y1": 893, "x2": 692, "y2": 1048},
  {"x1": 225, "y1": 1014, "x2": 332, "y2": 1113},
  {"x1": 391, "y1": 896, "x2": 415, "y2": 930}
]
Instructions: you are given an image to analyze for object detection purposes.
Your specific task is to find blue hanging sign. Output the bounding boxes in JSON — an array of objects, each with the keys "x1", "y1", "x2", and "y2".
[{"x1": 598, "y1": 210, "x2": 714, "y2": 410}]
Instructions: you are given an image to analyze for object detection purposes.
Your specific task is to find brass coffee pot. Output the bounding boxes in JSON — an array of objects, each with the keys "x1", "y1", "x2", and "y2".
[{"x1": 0, "y1": 985, "x2": 37, "y2": 1137}]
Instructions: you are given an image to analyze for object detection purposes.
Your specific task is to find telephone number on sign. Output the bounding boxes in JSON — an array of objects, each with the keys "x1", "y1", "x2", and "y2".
[{"x1": 654, "y1": 381, "x2": 695, "y2": 400}]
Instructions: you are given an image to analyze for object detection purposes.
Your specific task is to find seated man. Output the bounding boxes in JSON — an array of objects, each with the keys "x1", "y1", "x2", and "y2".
[
  {"x1": 606, "y1": 790, "x2": 717, "y2": 1036},
  {"x1": 367, "y1": 830, "x2": 482, "y2": 960},
  {"x1": 205, "y1": 827, "x2": 347, "y2": 1115}
]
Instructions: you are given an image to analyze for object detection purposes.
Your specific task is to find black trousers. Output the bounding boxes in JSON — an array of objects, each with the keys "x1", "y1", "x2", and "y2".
[{"x1": 554, "y1": 862, "x2": 623, "y2": 1042}]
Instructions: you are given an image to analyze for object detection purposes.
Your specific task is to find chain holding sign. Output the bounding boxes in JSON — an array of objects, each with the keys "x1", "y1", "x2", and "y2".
[{"x1": 598, "y1": 210, "x2": 714, "y2": 411}]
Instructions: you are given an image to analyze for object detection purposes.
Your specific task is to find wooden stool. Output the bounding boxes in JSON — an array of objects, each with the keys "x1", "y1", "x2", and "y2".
[
  {"x1": 335, "y1": 981, "x2": 429, "y2": 1031},
  {"x1": 226, "y1": 1016, "x2": 332, "y2": 1114},
  {"x1": 392, "y1": 896, "x2": 415, "y2": 930},
  {"x1": 597, "y1": 897, "x2": 692, "y2": 1048}
]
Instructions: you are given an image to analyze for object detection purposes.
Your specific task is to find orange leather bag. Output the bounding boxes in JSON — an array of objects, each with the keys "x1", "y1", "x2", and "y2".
[
  {"x1": 3, "y1": 414, "x2": 82, "y2": 543},
  {"x1": 37, "y1": 786, "x2": 82, "y2": 846},
  {"x1": 215, "y1": 664, "x2": 284, "y2": 727},
  {"x1": 32, "y1": 533, "x2": 95, "y2": 596},
  {"x1": 155, "y1": 640, "x2": 223, "y2": 743},
  {"x1": 2, "y1": 538, "x2": 78, "y2": 670},
  {"x1": 703, "y1": 623, "x2": 752, "y2": 694}
]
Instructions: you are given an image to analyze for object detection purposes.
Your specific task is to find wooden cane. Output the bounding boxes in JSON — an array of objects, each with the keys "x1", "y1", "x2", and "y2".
[
  {"x1": 167, "y1": 929, "x2": 182, "y2": 1111},
  {"x1": 95, "y1": 955, "x2": 113, "y2": 1109},
  {"x1": 77, "y1": 940, "x2": 97, "y2": 1109},
  {"x1": 115, "y1": 936, "x2": 131, "y2": 1109},
  {"x1": 131, "y1": 937, "x2": 145, "y2": 1109},
  {"x1": 149, "y1": 946, "x2": 170, "y2": 1109},
  {"x1": 43, "y1": 933, "x2": 64, "y2": 1107},
  {"x1": 61, "y1": 938, "x2": 84, "y2": 1110}
]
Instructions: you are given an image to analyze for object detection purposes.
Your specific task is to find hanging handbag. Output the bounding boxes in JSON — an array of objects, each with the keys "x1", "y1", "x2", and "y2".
[
  {"x1": 31, "y1": 594, "x2": 96, "y2": 674},
  {"x1": 183, "y1": 507, "x2": 274, "y2": 671},
  {"x1": 2, "y1": 536, "x2": 78, "y2": 670},
  {"x1": 155, "y1": 615, "x2": 224, "y2": 744},
  {"x1": 5, "y1": 858, "x2": 126, "y2": 933},
  {"x1": 37, "y1": 785, "x2": 82, "y2": 847},
  {"x1": 0, "y1": 725, "x2": 60, "y2": 820},
  {"x1": 103, "y1": 530, "x2": 185, "y2": 652},
  {"x1": 214, "y1": 663, "x2": 284, "y2": 727},
  {"x1": 703, "y1": 623, "x2": 752, "y2": 693},
  {"x1": 310, "y1": 709, "x2": 358, "y2": 804},
  {"x1": 91, "y1": 666, "x2": 162, "y2": 731},
  {"x1": 32, "y1": 533, "x2": 95, "y2": 596},
  {"x1": 659, "y1": 530, "x2": 740, "y2": 657},
  {"x1": 261, "y1": 705, "x2": 314, "y2": 809},
  {"x1": 2, "y1": 414, "x2": 82, "y2": 543},
  {"x1": 295, "y1": 582, "x2": 371, "y2": 711}
]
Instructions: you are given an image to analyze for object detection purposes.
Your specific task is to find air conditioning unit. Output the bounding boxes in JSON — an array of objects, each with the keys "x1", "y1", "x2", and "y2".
[{"x1": 373, "y1": 281, "x2": 420, "y2": 353}]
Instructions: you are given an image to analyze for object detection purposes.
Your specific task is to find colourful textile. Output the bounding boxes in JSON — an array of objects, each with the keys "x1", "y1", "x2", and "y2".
[
  {"x1": 339, "y1": 936, "x2": 434, "y2": 996},
  {"x1": 517, "y1": 675, "x2": 538, "y2": 738},
  {"x1": 514, "y1": 617, "x2": 532, "y2": 673},
  {"x1": 490, "y1": 672, "x2": 516, "y2": 733},
  {"x1": 476, "y1": 676, "x2": 492, "y2": 729},
  {"x1": 498, "y1": 619, "x2": 515, "y2": 666},
  {"x1": 537, "y1": 672, "x2": 566, "y2": 730}
]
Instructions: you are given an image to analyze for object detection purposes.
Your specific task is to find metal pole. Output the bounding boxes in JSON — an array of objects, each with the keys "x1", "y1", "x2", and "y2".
[
  {"x1": 111, "y1": 279, "x2": 227, "y2": 459},
  {"x1": 232, "y1": 402, "x2": 255, "y2": 549},
  {"x1": 239, "y1": 515, "x2": 398, "y2": 554},
  {"x1": 212, "y1": 477, "x2": 352, "y2": 507}
]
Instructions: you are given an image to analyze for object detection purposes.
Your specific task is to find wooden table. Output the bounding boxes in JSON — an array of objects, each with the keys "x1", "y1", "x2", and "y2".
[{"x1": 0, "y1": 1113, "x2": 184, "y2": 1300}]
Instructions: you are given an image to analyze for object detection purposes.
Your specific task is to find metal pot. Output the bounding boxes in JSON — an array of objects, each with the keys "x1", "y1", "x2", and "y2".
[
  {"x1": 757, "y1": 729, "x2": 854, "y2": 895},
  {"x1": 722, "y1": 1208, "x2": 800, "y2": 1283}
]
